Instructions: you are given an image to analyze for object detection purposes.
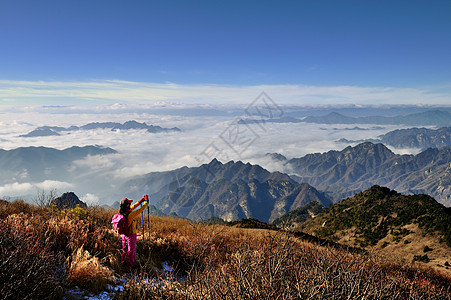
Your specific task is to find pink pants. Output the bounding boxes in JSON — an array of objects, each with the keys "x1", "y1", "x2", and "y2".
[{"x1": 121, "y1": 233, "x2": 137, "y2": 268}]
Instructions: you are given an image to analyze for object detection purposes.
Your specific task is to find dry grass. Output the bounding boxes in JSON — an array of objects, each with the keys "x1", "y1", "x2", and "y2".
[
  {"x1": 335, "y1": 222, "x2": 451, "y2": 275},
  {"x1": 1, "y1": 198, "x2": 451, "y2": 299},
  {"x1": 0, "y1": 213, "x2": 64, "y2": 299},
  {"x1": 66, "y1": 246, "x2": 114, "y2": 294}
]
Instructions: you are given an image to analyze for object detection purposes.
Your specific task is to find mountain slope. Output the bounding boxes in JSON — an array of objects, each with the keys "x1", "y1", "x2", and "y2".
[
  {"x1": 272, "y1": 200, "x2": 325, "y2": 228},
  {"x1": 301, "y1": 185, "x2": 450, "y2": 246},
  {"x1": 270, "y1": 183, "x2": 332, "y2": 223},
  {"x1": 122, "y1": 159, "x2": 332, "y2": 222},
  {"x1": 298, "y1": 186, "x2": 451, "y2": 273},
  {"x1": 286, "y1": 143, "x2": 451, "y2": 206},
  {"x1": 378, "y1": 127, "x2": 451, "y2": 149}
]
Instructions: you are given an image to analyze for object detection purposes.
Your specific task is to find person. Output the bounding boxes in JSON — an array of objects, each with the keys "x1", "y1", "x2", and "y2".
[{"x1": 119, "y1": 195, "x2": 148, "y2": 268}]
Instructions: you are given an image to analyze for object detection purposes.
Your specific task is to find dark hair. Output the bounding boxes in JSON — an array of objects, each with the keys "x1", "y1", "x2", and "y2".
[{"x1": 119, "y1": 202, "x2": 130, "y2": 216}]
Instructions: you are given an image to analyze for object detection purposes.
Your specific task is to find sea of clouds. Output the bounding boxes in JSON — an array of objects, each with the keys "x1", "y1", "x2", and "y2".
[{"x1": 0, "y1": 103, "x2": 421, "y2": 204}]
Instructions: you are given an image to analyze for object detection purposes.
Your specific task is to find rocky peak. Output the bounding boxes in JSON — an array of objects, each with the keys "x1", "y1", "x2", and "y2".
[{"x1": 51, "y1": 192, "x2": 87, "y2": 209}]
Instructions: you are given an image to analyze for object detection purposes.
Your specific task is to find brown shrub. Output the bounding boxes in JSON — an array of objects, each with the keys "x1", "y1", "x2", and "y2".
[{"x1": 0, "y1": 218, "x2": 63, "y2": 300}]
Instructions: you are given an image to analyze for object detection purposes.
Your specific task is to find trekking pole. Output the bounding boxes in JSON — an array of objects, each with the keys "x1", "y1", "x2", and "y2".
[
  {"x1": 147, "y1": 204, "x2": 150, "y2": 242},
  {"x1": 141, "y1": 211, "x2": 144, "y2": 243}
]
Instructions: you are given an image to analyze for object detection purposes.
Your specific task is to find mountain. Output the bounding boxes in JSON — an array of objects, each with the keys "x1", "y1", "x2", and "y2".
[
  {"x1": 19, "y1": 128, "x2": 61, "y2": 137},
  {"x1": 378, "y1": 127, "x2": 451, "y2": 149},
  {"x1": 51, "y1": 192, "x2": 87, "y2": 209},
  {"x1": 284, "y1": 142, "x2": 451, "y2": 206},
  {"x1": 121, "y1": 159, "x2": 332, "y2": 223},
  {"x1": 303, "y1": 110, "x2": 451, "y2": 126},
  {"x1": 265, "y1": 153, "x2": 287, "y2": 161},
  {"x1": 339, "y1": 127, "x2": 451, "y2": 150},
  {"x1": 121, "y1": 158, "x2": 294, "y2": 201},
  {"x1": 21, "y1": 120, "x2": 181, "y2": 137},
  {"x1": 238, "y1": 110, "x2": 451, "y2": 126},
  {"x1": 0, "y1": 145, "x2": 117, "y2": 183},
  {"x1": 297, "y1": 186, "x2": 451, "y2": 271},
  {"x1": 238, "y1": 116, "x2": 303, "y2": 125},
  {"x1": 269, "y1": 183, "x2": 332, "y2": 223}
]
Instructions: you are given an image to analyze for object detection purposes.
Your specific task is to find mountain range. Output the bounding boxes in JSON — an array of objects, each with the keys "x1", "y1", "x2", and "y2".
[
  {"x1": 338, "y1": 126, "x2": 451, "y2": 150},
  {"x1": 278, "y1": 142, "x2": 451, "y2": 206},
  {"x1": 3, "y1": 139, "x2": 451, "y2": 222},
  {"x1": 121, "y1": 159, "x2": 332, "y2": 223},
  {"x1": 19, "y1": 120, "x2": 181, "y2": 137},
  {"x1": 0, "y1": 145, "x2": 117, "y2": 183},
  {"x1": 239, "y1": 110, "x2": 451, "y2": 126}
]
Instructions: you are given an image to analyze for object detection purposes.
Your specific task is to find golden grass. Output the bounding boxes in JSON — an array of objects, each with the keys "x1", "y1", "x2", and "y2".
[
  {"x1": 374, "y1": 223, "x2": 451, "y2": 275},
  {"x1": 67, "y1": 246, "x2": 114, "y2": 294},
  {"x1": 1, "y1": 199, "x2": 451, "y2": 299}
]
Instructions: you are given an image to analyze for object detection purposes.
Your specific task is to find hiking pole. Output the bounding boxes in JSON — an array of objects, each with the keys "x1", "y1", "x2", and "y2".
[
  {"x1": 141, "y1": 211, "x2": 144, "y2": 244},
  {"x1": 147, "y1": 204, "x2": 150, "y2": 242}
]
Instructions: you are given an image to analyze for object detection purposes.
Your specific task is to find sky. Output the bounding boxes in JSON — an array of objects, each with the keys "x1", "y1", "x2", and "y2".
[{"x1": 1, "y1": 0, "x2": 451, "y2": 106}]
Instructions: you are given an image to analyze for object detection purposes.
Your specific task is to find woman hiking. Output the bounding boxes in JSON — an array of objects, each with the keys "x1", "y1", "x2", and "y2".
[{"x1": 118, "y1": 195, "x2": 148, "y2": 268}]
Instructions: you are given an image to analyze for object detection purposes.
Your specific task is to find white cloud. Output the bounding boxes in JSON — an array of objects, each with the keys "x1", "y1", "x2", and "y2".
[
  {"x1": 0, "y1": 104, "x2": 443, "y2": 204},
  {"x1": 35, "y1": 180, "x2": 73, "y2": 191},
  {"x1": 0, "y1": 79, "x2": 450, "y2": 106},
  {"x1": 0, "y1": 180, "x2": 72, "y2": 197},
  {"x1": 81, "y1": 193, "x2": 100, "y2": 206},
  {"x1": 0, "y1": 182, "x2": 34, "y2": 196},
  {"x1": 73, "y1": 154, "x2": 117, "y2": 170}
]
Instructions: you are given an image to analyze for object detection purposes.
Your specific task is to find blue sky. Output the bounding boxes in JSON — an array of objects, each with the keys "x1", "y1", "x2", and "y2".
[{"x1": 1, "y1": 0, "x2": 450, "y2": 106}]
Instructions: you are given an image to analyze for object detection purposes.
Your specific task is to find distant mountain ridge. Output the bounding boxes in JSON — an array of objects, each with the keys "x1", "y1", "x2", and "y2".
[
  {"x1": 305, "y1": 110, "x2": 451, "y2": 126},
  {"x1": 339, "y1": 127, "x2": 451, "y2": 150},
  {"x1": 121, "y1": 159, "x2": 332, "y2": 223},
  {"x1": 0, "y1": 145, "x2": 117, "y2": 183},
  {"x1": 378, "y1": 127, "x2": 451, "y2": 149},
  {"x1": 280, "y1": 142, "x2": 451, "y2": 206},
  {"x1": 20, "y1": 120, "x2": 181, "y2": 137},
  {"x1": 239, "y1": 110, "x2": 451, "y2": 126}
]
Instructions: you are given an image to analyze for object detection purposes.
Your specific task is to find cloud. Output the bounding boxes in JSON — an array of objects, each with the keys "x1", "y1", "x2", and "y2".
[
  {"x1": 0, "y1": 180, "x2": 73, "y2": 197},
  {"x1": 35, "y1": 180, "x2": 73, "y2": 191},
  {"x1": 0, "y1": 182, "x2": 34, "y2": 196},
  {"x1": 0, "y1": 104, "x2": 438, "y2": 204},
  {"x1": 0, "y1": 79, "x2": 450, "y2": 106},
  {"x1": 81, "y1": 193, "x2": 100, "y2": 206}
]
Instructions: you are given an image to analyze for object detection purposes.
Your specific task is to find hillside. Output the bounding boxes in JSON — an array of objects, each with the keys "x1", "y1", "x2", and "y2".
[
  {"x1": 272, "y1": 200, "x2": 324, "y2": 228},
  {"x1": 2, "y1": 199, "x2": 450, "y2": 299},
  {"x1": 298, "y1": 185, "x2": 451, "y2": 274},
  {"x1": 284, "y1": 142, "x2": 451, "y2": 206},
  {"x1": 122, "y1": 159, "x2": 332, "y2": 222}
]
